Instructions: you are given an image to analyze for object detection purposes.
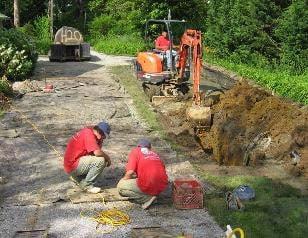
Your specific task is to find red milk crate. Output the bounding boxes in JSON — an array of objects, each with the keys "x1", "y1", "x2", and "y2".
[{"x1": 172, "y1": 179, "x2": 204, "y2": 209}]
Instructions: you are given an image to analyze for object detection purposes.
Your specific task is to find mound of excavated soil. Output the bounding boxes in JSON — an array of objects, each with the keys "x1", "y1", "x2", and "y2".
[
  {"x1": 201, "y1": 81, "x2": 308, "y2": 177},
  {"x1": 155, "y1": 81, "x2": 308, "y2": 179}
]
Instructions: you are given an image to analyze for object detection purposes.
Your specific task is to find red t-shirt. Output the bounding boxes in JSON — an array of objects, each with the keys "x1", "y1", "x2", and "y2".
[
  {"x1": 155, "y1": 35, "x2": 170, "y2": 50},
  {"x1": 64, "y1": 128, "x2": 101, "y2": 173},
  {"x1": 126, "y1": 147, "x2": 168, "y2": 196}
]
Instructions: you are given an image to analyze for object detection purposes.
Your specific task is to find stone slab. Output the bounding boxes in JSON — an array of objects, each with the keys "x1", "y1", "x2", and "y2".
[
  {"x1": 67, "y1": 187, "x2": 129, "y2": 204},
  {"x1": 0, "y1": 129, "x2": 19, "y2": 138}
]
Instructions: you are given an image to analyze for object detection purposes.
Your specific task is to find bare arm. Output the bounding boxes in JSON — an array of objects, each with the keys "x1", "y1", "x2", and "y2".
[{"x1": 94, "y1": 149, "x2": 111, "y2": 167}]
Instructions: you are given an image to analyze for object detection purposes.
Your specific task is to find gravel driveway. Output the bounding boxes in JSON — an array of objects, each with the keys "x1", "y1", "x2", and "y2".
[{"x1": 0, "y1": 51, "x2": 223, "y2": 238}]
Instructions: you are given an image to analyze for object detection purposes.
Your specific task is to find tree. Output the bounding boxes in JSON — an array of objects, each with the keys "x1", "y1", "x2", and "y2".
[
  {"x1": 13, "y1": 0, "x2": 20, "y2": 27},
  {"x1": 275, "y1": 0, "x2": 308, "y2": 73}
]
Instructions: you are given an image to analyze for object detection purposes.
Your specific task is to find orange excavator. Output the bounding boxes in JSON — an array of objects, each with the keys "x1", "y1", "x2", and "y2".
[{"x1": 135, "y1": 16, "x2": 211, "y2": 128}]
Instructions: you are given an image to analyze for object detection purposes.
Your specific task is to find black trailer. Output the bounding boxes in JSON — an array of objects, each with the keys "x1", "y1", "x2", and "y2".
[{"x1": 49, "y1": 26, "x2": 91, "y2": 62}]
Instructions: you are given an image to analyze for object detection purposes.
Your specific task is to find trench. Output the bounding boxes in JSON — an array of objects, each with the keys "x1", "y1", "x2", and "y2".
[{"x1": 150, "y1": 64, "x2": 308, "y2": 182}]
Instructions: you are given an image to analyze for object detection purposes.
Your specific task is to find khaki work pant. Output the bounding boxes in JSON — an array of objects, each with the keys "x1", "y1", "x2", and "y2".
[
  {"x1": 69, "y1": 155, "x2": 106, "y2": 188},
  {"x1": 117, "y1": 178, "x2": 152, "y2": 204}
]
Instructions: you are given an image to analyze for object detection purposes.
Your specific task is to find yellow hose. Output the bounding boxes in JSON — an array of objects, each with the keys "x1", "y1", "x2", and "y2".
[{"x1": 227, "y1": 228, "x2": 245, "y2": 238}]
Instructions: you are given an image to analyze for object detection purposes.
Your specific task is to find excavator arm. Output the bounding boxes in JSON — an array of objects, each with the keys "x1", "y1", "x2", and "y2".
[
  {"x1": 179, "y1": 30, "x2": 212, "y2": 130},
  {"x1": 178, "y1": 29, "x2": 202, "y2": 105}
]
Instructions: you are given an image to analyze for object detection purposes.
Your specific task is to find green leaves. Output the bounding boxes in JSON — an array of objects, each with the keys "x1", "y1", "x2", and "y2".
[
  {"x1": 275, "y1": 0, "x2": 308, "y2": 74},
  {"x1": 92, "y1": 34, "x2": 146, "y2": 56},
  {"x1": 0, "y1": 29, "x2": 37, "y2": 81},
  {"x1": 207, "y1": 56, "x2": 308, "y2": 104}
]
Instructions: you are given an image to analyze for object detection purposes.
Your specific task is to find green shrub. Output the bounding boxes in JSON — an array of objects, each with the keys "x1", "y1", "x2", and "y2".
[
  {"x1": 19, "y1": 16, "x2": 52, "y2": 55},
  {"x1": 89, "y1": 15, "x2": 115, "y2": 39},
  {"x1": 0, "y1": 28, "x2": 38, "y2": 66},
  {"x1": 91, "y1": 34, "x2": 147, "y2": 56},
  {"x1": 33, "y1": 16, "x2": 51, "y2": 54},
  {"x1": 275, "y1": 0, "x2": 308, "y2": 74},
  {"x1": 206, "y1": 55, "x2": 308, "y2": 105},
  {"x1": 0, "y1": 44, "x2": 33, "y2": 81},
  {"x1": 0, "y1": 77, "x2": 13, "y2": 96},
  {"x1": 0, "y1": 29, "x2": 37, "y2": 81}
]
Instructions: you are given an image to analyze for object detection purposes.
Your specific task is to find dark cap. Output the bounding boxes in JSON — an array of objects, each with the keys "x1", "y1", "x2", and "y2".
[
  {"x1": 137, "y1": 138, "x2": 151, "y2": 148},
  {"x1": 96, "y1": 121, "x2": 111, "y2": 138}
]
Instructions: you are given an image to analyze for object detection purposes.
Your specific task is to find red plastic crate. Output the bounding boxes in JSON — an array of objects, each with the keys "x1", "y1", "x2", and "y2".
[{"x1": 172, "y1": 179, "x2": 204, "y2": 209}]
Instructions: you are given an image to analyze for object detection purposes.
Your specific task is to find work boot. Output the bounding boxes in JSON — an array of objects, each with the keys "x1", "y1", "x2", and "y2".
[
  {"x1": 142, "y1": 196, "x2": 157, "y2": 210},
  {"x1": 86, "y1": 186, "x2": 101, "y2": 194}
]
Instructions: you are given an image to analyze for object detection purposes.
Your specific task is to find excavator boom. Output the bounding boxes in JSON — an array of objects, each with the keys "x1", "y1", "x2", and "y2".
[
  {"x1": 178, "y1": 29, "x2": 202, "y2": 105},
  {"x1": 178, "y1": 29, "x2": 211, "y2": 128}
]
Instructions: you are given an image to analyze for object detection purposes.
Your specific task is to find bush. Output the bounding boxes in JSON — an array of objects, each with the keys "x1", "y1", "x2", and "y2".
[
  {"x1": 91, "y1": 34, "x2": 147, "y2": 56},
  {"x1": 206, "y1": 55, "x2": 308, "y2": 105},
  {"x1": 89, "y1": 15, "x2": 115, "y2": 39},
  {"x1": 0, "y1": 29, "x2": 37, "y2": 81},
  {"x1": 275, "y1": 0, "x2": 308, "y2": 74},
  {"x1": 0, "y1": 28, "x2": 37, "y2": 66},
  {"x1": 33, "y1": 16, "x2": 52, "y2": 54},
  {"x1": 0, "y1": 77, "x2": 13, "y2": 96},
  {"x1": 20, "y1": 16, "x2": 52, "y2": 55}
]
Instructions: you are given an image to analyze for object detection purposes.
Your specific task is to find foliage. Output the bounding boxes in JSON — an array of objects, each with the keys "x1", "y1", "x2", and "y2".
[
  {"x1": 194, "y1": 166, "x2": 308, "y2": 238},
  {"x1": 0, "y1": 29, "x2": 37, "y2": 81},
  {"x1": 0, "y1": 77, "x2": 13, "y2": 96},
  {"x1": 275, "y1": 0, "x2": 308, "y2": 74},
  {"x1": 206, "y1": 55, "x2": 308, "y2": 105},
  {"x1": 0, "y1": 28, "x2": 37, "y2": 65},
  {"x1": 33, "y1": 16, "x2": 52, "y2": 54},
  {"x1": 91, "y1": 35, "x2": 147, "y2": 56},
  {"x1": 206, "y1": 0, "x2": 284, "y2": 63},
  {"x1": 19, "y1": 16, "x2": 52, "y2": 55},
  {"x1": 0, "y1": 0, "x2": 47, "y2": 26}
]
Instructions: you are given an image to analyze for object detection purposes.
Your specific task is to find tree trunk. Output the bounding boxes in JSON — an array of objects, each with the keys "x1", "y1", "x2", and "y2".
[
  {"x1": 13, "y1": 0, "x2": 20, "y2": 27},
  {"x1": 49, "y1": 0, "x2": 54, "y2": 40},
  {"x1": 76, "y1": 0, "x2": 84, "y2": 18}
]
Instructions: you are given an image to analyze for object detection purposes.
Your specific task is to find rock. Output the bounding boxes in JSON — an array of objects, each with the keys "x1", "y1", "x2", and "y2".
[
  {"x1": 0, "y1": 129, "x2": 19, "y2": 138},
  {"x1": 0, "y1": 176, "x2": 8, "y2": 184}
]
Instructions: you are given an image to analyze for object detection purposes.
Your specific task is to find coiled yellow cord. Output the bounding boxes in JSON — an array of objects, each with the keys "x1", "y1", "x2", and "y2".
[
  {"x1": 228, "y1": 227, "x2": 245, "y2": 238},
  {"x1": 80, "y1": 208, "x2": 130, "y2": 234}
]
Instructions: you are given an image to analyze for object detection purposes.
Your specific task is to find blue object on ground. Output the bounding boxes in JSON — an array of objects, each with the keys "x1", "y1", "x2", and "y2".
[{"x1": 233, "y1": 185, "x2": 255, "y2": 200}]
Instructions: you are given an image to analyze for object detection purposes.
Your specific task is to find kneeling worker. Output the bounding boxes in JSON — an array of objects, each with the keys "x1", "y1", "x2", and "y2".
[
  {"x1": 117, "y1": 139, "x2": 168, "y2": 209},
  {"x1": 64, "y1": 121, "x2": 111, "y2": 194}
]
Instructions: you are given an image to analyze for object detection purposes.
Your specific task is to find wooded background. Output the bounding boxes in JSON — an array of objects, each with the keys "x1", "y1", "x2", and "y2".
[{"x1": 0, "y1": 0, "x2": 307, "y2": 79}]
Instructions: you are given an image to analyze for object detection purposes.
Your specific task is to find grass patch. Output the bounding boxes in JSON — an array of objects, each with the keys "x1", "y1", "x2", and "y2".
[
  {"x1": 110, "y1": 65, "x2": 182, "y2": 151},
  {"x1": 194, "y1": 166, "x2": 308, "y2": 238},
  {"x1": 206, "y1": 57, "x2": 308, "y2": 105},
  {"x1": 110, "y1": 66, "x2": 163, "y2": 132},
  {"x1": 90, "y1": 34, "x2": 147, "y2": 56}
]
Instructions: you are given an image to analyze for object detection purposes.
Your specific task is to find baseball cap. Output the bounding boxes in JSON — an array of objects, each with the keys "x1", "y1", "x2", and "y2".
[
  {"x1": 137, "y1": 138, "x2": 151, "y2": 148},
  {"x1": 97, "y1": 121, "x2": 111, "y2": 138}
]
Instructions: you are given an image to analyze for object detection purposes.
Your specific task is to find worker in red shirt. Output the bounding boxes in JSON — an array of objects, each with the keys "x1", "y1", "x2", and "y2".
[
  {"x1": 64, "y1": 121, "x2": 111, "y2": 194},
  {"x1": 117, "y1": 139, "x2": 168, "y2": 209},
  {"x1": 155, "y1": 30, "x2": 178, "y2": 70}
]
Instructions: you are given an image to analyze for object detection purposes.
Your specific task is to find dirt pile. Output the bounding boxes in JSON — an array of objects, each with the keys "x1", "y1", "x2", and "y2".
[{"x1": 202, "y1": 81, "x2": 308, "y2": 176}]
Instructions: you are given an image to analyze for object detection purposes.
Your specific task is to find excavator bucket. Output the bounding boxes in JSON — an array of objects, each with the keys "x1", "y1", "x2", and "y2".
[{"x1": 186, "y1": 105, "x2": 212, "y2": 129}]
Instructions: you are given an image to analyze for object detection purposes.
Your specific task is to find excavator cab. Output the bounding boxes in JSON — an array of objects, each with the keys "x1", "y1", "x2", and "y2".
[{"x1": 135, "y1": 19, "x2": 188, "y2": 92}]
